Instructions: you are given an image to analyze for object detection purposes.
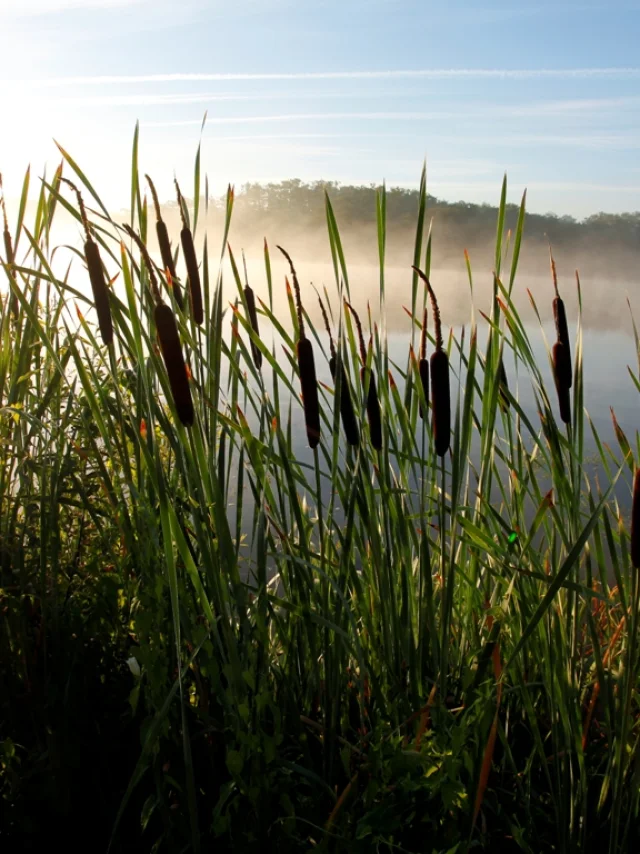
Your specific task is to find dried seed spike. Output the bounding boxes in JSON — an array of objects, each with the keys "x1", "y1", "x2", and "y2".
[
  {"x1": 344, "y1": 301, "x2": 367, "y2": 365},
  {"x1": 412, "y1": 267, "x2": 442, "y2": 351},
  {"x1": 61, "y1": 177, "x2": 91, "y2": 243},
  {"x1": 277, "y1": 245, "x2": 305, "y2": 339},
  {"x1": 631, "y1": 468, "x2": 640, "y2": 569},
  {"x1": 155, "y1": 303, "x2": 194, "y2": 426},
  {"x1": 84, "y1": 239, "x2": 113, "y2": 346},
  {"x1": 318, "y1": 295, "x2": 336, "y2": 360},
  {"x1": 174, "y1": 178, "x2": 188, "y2": 228},
  {"x1": 173, "y1": 184, "x2": 202, "y2": 325},
  {"x1": 549, "y1": 242, "x2": 559, "y2": 297},
  {"x1": 420, "y1": 305, "x2": 428, "y2": 361},
  {"x1": 145, "y1": 174, "x2": 162, "y2": 222}
]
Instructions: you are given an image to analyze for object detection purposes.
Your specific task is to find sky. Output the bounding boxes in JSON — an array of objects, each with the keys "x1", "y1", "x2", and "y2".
[{"x1": 1, "y1": 0, "x2": 639, "y2": 217}]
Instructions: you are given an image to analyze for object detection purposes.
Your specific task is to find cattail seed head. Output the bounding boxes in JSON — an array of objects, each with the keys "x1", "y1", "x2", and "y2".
[
  {"x1": 631, "y1": 468, "x2": 640, "y2": 569},
  {"x1": 361, "y1": 365, "x2": 383, "y2": 451},
  {"x1": 330, "y1": 355, "x2": 360, "y2": 446},
  {"x1": 155, "y1": 303, "x2": 194, "y2": 426},
  {"x1": 297, "y1": 337, "x2": 321, "y2": 448},
  {"x1": 498, "y1": 358, "x2": 510, "y2": 409},
  {"x1": 180, "y1": 227, "x2": 203, "y2": 324},
  {"x1": 552, "y1": 341, "x2": 571, "y2": 425},
  {"x1": 552, "y1": 297, "x2": 572, "y2": 388},
  {"x1": 430, "y1": 349, "x2": 450, "y2": 456},
  {"x1": 84, "y1": 239, "x2": 113, "y2": 346}
]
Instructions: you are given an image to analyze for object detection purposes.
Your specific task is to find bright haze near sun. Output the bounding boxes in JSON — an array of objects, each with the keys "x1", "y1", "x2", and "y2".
[{"x1": 0, "y1": 0, "x2": 639, "y2": 218}]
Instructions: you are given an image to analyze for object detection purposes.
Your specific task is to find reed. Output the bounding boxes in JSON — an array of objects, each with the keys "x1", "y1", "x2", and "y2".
[
  {"x1": 277, "y1": 245, "x2": 321, "y2": 448},
  {"x1": 175, "y1": 180, "x2": 203, "y2": 325},
  {"x1": 146, "y1": 174, "x2": 184, "y2": 310}
]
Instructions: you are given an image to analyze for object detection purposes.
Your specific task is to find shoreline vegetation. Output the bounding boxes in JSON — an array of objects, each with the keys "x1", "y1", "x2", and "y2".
[{"x1": 1, "y1": 130, "x2": 640, "y2": 852}]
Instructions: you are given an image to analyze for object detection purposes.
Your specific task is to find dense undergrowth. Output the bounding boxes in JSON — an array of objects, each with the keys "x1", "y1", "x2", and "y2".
[{"x1": 1, "y1": 129, "x2": 639, "y2": 853}]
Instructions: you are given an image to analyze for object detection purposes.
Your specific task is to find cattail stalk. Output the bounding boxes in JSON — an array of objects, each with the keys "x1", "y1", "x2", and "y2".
[
  {"x1": 319, "y1": 296, "x2": 359, "y2": 446},
  {"x1": 278, "y1": 246, "x2": 321, "y2": 448},
  {"x1": 550, "y1": 246, "x2": 572, "y2": 388},
  {"x1": 413, "y1": 267, "x2": 449, "y2": 457},
  {"x1": 175, "y1": 180, "x2": 203, "y2": 324},
  {"x1": 63, "y1": 178, "x2": 113, "y2": 346},
  {"x1": 345, "y1": 301, "x2": 382, "y2": 451},
  {"x1": 418, "y1": 305, "x2": 429, "y2": 418},
  {"x1": 552, "y1": 341, "x2": 571, "y2": 425},
  {"x1": 146, "y1": 174, "x2": 184, "y2": 310}
]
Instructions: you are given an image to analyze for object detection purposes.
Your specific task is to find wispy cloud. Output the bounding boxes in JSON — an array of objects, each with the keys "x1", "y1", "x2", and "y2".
[
  {"x1": 21, "y1": 67, "x2": 640, "y2": 87},
  {"x1": 2, "y1": 0, "x2": 144, "y2": 16}
]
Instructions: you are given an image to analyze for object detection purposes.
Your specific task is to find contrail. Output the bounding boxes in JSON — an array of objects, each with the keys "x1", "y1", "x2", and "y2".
[{"x1": 18, "y1": 67, "x2": 640, "y2": 87}]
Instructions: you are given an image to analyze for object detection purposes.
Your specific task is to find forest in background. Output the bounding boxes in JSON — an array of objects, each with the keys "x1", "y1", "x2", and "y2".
[{"x1": 152, "y1": 179, "x2": 640, "y2": 280}]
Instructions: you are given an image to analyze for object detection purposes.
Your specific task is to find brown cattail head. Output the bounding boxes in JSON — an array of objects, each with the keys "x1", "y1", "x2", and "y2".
[
  {"x1": 62, "y1": 178, "x2": 113, "y2": 345},
  {"x1": 552, "y1": 341, "x2": 571, "y2": 425},
  {"x1": 146, "y1": 174, "x2": 183, "y2": 309},
  {"x1": 549, "y1": 244, "x2": 572, "y2": 387},
  {"x1": 155, "y1": 303, "x2": 194, "y2": 426},
  {"x1": 175, "y1": 180, "x2": 203, "y2": 324},
  {"x1": 362, "y1": 365, "x2": 382, "y2": 451},
  {"x1": 346, "y1": 301, "x2": 382, "y2": 449},
  {"x1": 242, "y1": 250, "x2": 262, "y2": 370},
  {"x1": 631, "y1": 468, "x2": 640, "y2": 569},
  {"x1": 498, "y1": 358, "x2": 510, "y2": 409},
  {"x1": 330, "y1": 355, "x2": 360, "y2": 446},
  {"x1": 430, "y1": 349, "x2": 450, "y2": 456},
  {"x1": 84, "y1": 239, "x2": 113, "y2": 346},
  {"x1": 413, "y1": 267, "x2": 449, "y2": 455},
  {"x1": 297, "y1": 337, "x2": 321, "y2": 448},
  {"x1": 319, "y1": 295, "x2": 358, "y2": 445}
]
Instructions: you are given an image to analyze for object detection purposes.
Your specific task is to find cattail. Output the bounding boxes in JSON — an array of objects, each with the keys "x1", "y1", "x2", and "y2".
[
  {"x1": 319, "y1": 295, "x2": 359, "y2": 446},
  {"x1": 418, "y1": 305, "x2": 429, "y2": 418},
  {"x1": 146, "y1": 175, "x2": 184, "y2": 310},
  {"x1": 242, "y1": 250, "x2": 262, "y2": 370},
  {"x1": 413, "y1": 267, "x2": 449, "y2": 457},
  {"x1": 498, "y1": 358, "x2": 510, "y2": 409},
  {"x1": 550, "y1": 246, "x2": 572, "y2": 388},
  {"x1": 346, "y1": 301, "x2": 382, "y2": 451},
  {"x1": 631, "y1": 468, "x2": 640, "y2": 569},
  {"x1": 552, "y1": 341, "x2": 571, "y2": 425},
  {"x1": 0, "y1": 175, "x2": 18, "y2": 317},
  {"x1": 155, "y1": 303, "x2": 194, "y2": 427},
  {"x1": 63, "y1": 179, "x2": 113, "y2": 346},
  {"x1": 278, "y1": 246, "x2": 321, "y2": 449},
  {"x1": 175, "y1": 181, "x2": 203, "y2": 325}
]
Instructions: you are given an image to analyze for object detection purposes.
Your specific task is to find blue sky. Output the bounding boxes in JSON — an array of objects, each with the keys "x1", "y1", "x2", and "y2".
[{"x1": 1, "y1": 0, "x2": 639, "y2": 216}]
